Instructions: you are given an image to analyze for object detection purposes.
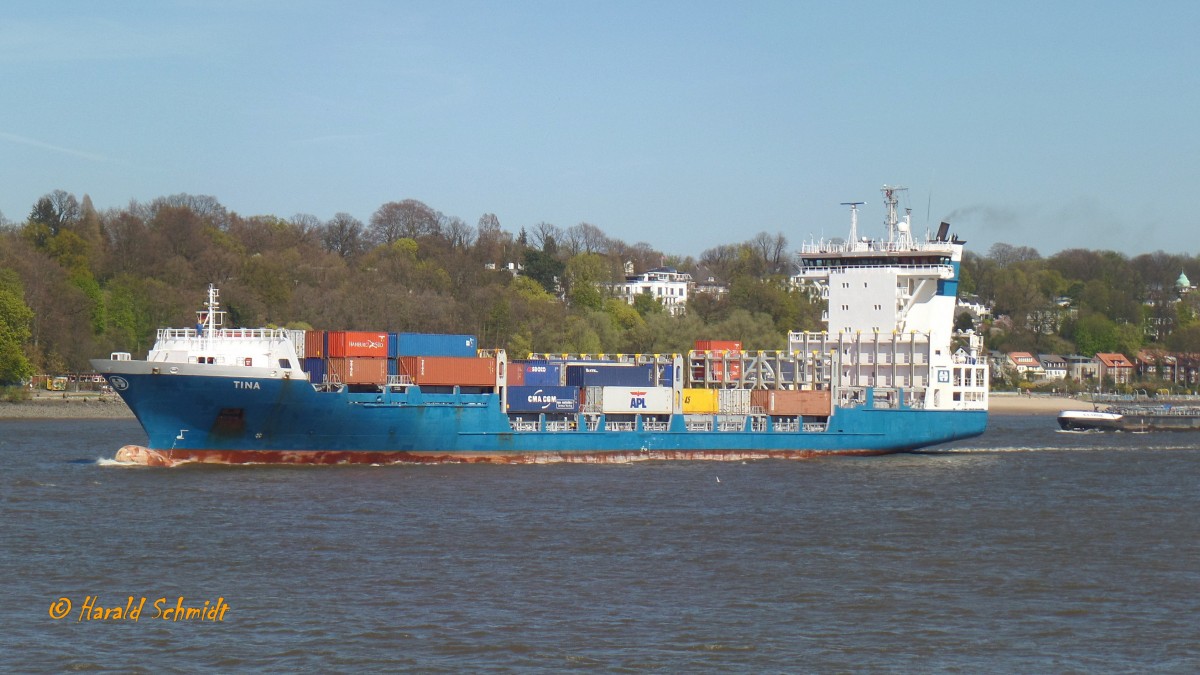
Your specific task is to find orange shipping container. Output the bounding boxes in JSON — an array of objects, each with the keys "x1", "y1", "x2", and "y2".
[
  {"x1": 327, "y1": 357, "x2": 388, "y2": 385},
  {"x1": 750, "y1": 389, "x2": 831, "y2": 416},
  {"x1": 327, "y1": 331, "x2": 389, "y2": 358},
  {"x1": 305, "y1": 330, "x2": 326, "y2": 359},
  {"x1": 398, "y1": 356, "x2": 497, "y2": 386},
  {"x1": 695, "y1": 339, "x2": 743, "y2": 351}
]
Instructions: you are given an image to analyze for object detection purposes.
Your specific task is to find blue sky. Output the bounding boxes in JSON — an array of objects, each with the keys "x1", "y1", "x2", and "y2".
[{"x1": 2, "y1": 1, "x2": 1198, "y2": 259}]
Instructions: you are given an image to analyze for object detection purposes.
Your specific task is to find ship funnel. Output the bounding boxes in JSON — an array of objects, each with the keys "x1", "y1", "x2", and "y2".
[{"x1": 936, "y1": 221, "x2": 950, "y2": 242}]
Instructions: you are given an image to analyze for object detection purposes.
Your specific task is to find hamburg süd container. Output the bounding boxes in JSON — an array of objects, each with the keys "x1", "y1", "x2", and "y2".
[
  {"x1": 327, "y1": 331, "x2": 389, "y2": 358},
  {"x1": 506, "y1": 385, "x2": 581, "y2": 413},
  {"x1": 521, "y1": 361, "x2": 563, "y2": 386}
]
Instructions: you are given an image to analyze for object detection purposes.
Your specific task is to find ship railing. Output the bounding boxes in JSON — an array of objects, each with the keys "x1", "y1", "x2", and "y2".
[
  {"x1": 643, "y1": 420, "x2": 670, "y2": 432},
  {"x1": 157, "y1": 327, "x2": 290, "y2": 341},
  {"x1": 605, "y1": 420, "x2": 636, "y2": 432},
  {"x1": 685, "y1": 418, "x2": 714, "y2": 432},
  {"x1": 717, "y1": 418, "x2": 744, "y2": 432},
  {"x1": 803, "y1": 422, "x2": 829, "y2": 432},
  {"x1": 386, "y1": 374, "x2": 413, "y2": 386},
  {"x1": 773, "y1": 419, "x2": 800, "y2": 432},
  {"x1": 545, "y1": 420, "x2": 576, "y2": 432},
  {"x1": 509, "y1": 419, "x2": 540, "y2": 432}
]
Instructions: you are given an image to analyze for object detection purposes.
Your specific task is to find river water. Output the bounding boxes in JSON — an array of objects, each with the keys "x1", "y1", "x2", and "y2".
[{"x1": 2, "y1": 414, "x2": 1198, "y2": 672}]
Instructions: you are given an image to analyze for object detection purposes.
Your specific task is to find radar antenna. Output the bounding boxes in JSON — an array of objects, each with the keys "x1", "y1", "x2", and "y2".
[{"x1": 840, "y1": 201, "x2": 865, "y2": 245}]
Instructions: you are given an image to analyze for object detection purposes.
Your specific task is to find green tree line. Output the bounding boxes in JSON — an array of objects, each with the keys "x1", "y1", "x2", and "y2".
[
  {"x1": 0, "y1": 191, "x2": 818, "y2": 382},
  {"x1": 2, "y1": 190, "x2": 1199, "y2": 385}
]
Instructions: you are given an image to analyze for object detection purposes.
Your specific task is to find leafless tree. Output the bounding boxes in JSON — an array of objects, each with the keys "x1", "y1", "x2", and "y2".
[
  {"x1": 370, "y1": 199, "x2": 440, "y2": 245},
  {"x1": 528, "y1": 221, "x2": 562, "y2": 252},
  {"x1": 565, "y1": 222, "x2": 609, "y2": 256},
  {"x1": 323, "y1": 212, "x2": 366, "y2": 258},
  {"x1": 443, "y1": 216, "x2": 475, "y2": 250}
]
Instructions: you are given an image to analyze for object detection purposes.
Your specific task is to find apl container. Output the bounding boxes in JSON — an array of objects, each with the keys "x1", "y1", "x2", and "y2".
[
  {"x1": 598, "y1": 386, "x2": 674, "y2": 414},
  {"x1": 327, "y1": 331, "x2": 389, "y2": 358},
  {"x1": 327, "y1": 357, "x2": 388, "y2": 385},
  {"x1": 394, "y1": 333, "x2": 477, "y2": 357},
  {"x1": 565, "y1": 364, "x2": 654, "y2": 387},
  {"x1": 398, "y1": 356, "x2": 496, "y2": 386},
  {"x1": 506, "y1": 385, "x2": 581, "y2": 413}
]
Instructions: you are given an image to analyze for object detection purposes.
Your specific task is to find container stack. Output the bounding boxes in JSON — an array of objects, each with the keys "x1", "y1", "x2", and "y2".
[
  {"x1": 691, "y1": 340, "x2": 743, "y2": 384},
  {"x1": 298, "y1": 330, "x2": 486, "y2": 387}
]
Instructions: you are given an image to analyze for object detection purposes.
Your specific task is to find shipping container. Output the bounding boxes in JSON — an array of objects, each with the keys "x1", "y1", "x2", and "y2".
[
  {"x1": 598, "y1": 386, "x2": 674, "y2": 414},
  {"x1": 718, "y1": 388, "x2": 751, "y2": 415},
  {"x1": 682, "y1": 388, "x2": 719, "y2": 414},
  {"x1": 394, "y1": 333, "x2": 477, "y2": 357},
  {"x1": 565, "y1": 364, "x2": 654, "y2": 387},
  {"x1": 303, "y1": 357, "x2": 327, "y2": 384},
  {"x1": 506, "y1": 385, "x2": 581, "y2": 413},
  {"x1": 288, "y1": 330, "x2": 306, "y2": 358},
  {"x1": 327, "y1": 331, "x2": 389, "y2": 358},
  {"x1": 750, "y1": 389, "x2": 832, "y2": 416},
  {"x1": 507, "y1": 362, "x2": 527, "y2": 387},
  {"x1": 304, "y1": 330, "x2": 326, "y2": 359},
  {"x1": 327, "y1": 357, "x2": 388, "y2": 385},
  {"x1": 397, "y1": 356, "x2": 496, "y2": 386},
  {"x1": 521, "y1": 361, "x2": 563, "y2": 386},
  {"x1": 695, "y1": 339, "x2": 743, "y2": 352}
]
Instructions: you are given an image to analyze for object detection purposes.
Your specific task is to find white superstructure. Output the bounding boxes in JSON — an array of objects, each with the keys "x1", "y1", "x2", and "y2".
[{"x1": 789, "y1": 187, "x2": 988, "y2": 411}]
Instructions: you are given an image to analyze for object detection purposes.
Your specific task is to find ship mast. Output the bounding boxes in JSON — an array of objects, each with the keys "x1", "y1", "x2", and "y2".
[
  {"x1": 840, "y1": 201, "x2": 864, "y2": 247},
  {"x1": 881, "y1": 184, "x2": 907, "y2": 243}
]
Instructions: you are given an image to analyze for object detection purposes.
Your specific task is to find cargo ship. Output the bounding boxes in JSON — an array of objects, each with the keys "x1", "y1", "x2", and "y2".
[{"x1": 92, "y1": 187, "x2": 989, "y2": 465}]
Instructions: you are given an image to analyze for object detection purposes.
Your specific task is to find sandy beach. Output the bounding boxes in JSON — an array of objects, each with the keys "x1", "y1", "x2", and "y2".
[{"x1": 987, "y1": 393, "x2": 1092, "y2": 416}]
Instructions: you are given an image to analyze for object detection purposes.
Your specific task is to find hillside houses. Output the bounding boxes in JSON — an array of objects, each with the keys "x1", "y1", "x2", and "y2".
[{"x1": 992, "y1": 350, "x2": 1199, "y2": 387}]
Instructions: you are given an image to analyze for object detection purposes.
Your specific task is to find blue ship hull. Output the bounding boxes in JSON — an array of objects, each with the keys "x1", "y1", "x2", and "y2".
[{"x1": 102, "y1": 369, "x2": 987, "y2": 466}]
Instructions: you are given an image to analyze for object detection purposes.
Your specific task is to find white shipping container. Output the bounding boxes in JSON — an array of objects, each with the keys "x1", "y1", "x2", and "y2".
[
  {"x1": 718, "y1": 388, "x2": 751, "y2": 415},
  {"x1": 599, "y1": 386, "x2": 674, "y2": 414},
  {"x1": 288, "y1": 330, "x2": 306, "y2": 358}
]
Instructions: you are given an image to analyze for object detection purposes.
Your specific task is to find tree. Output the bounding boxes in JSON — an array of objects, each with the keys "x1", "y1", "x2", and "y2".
[
  {"x1": 369, "y1": 200, "x2": 440, "y2": 245},
  {"x1": 0, "y1": 271, "x2": 34, "y2": 384},
  {"x1": 323, "y1": 213, "x2": 366, "y2": 258}
]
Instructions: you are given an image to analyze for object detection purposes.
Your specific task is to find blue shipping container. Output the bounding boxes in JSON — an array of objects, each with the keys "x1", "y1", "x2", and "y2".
[
  {"x1": 394, "y1": 332, "x2": 477, "y2": 357},
  {"x1": 303, "y1": 357, "x2": 328, "y2": 384},
  {"x1": 565, "y1": 364, "x2": 654, "y2": 387},
  {"x1": 522, "y1": 361, "x2": 563, "y2": 386},
  {"x1": 506, "y1": 385, "x2": 580, "y2": 413}
]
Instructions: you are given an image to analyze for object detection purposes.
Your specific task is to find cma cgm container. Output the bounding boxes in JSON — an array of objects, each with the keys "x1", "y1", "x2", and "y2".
[
  {"x1": 393, "y1": 333, "x2": 477, "y2": 358},
  {"x1": 327, "y1": 331, "x2": 389, "y2": 358},
  {"x1": 506, "y1": 385, "x2": 580, "y2": 413},
  {"x1": 398, "y1": 356, "x2": 496, "y2": 386},
  {"x1": 565, "y1": 364, "x2": 654, "y2": 387},
  {"x1": 327, "y1": 357, "x2": 388, "y2": 385},
  {"x1": 750, "y1": 389, "x2": 832, "y2": 415},
  {"x1": 585, "y1": 386, "x2": 674, "y2": 414}
]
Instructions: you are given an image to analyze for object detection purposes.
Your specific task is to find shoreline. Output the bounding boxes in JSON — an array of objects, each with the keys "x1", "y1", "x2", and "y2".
[
  {"x1": 0, "y1": 392, "x2": 135, "y2": 420},
  {"x1": 1, "y1": 391, "x2": 1087, "y2": 421}
]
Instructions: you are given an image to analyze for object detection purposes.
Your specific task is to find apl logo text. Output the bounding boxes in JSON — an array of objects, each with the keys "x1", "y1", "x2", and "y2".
[{"x1": 629, "y1": 390, "x2": 647, "y2": 409}]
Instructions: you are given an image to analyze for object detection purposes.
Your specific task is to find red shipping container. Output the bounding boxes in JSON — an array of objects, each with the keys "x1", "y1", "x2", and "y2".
[
  {"x1": 398, "y1": 356, "x2": 497, "y2": 386},
  {"x1": 327, "y1": 357, "x2": 388, "y2": 385},
  {"x1": 750, "y1": 389, "x2": 831, "y2": 415},
  {"x1": 508, "y1": 362, "x2": 526, "y2": 387},
  {"x1": 327, "y1": 331, "x2": 389, "y2": 358},
  {"x1": 305, "y1": 330, "x2": 326, "y2": 359}
]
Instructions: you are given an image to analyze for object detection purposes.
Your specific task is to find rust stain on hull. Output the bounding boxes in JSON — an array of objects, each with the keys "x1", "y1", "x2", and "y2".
[{"x1": 112, "y1": 444, "x2": 890, "y2": 467}]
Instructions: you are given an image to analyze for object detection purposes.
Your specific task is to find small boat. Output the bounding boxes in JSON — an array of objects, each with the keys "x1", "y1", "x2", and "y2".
[{"x1": 1058, "y1": 405, "x2": 1200, "y2": 432}]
